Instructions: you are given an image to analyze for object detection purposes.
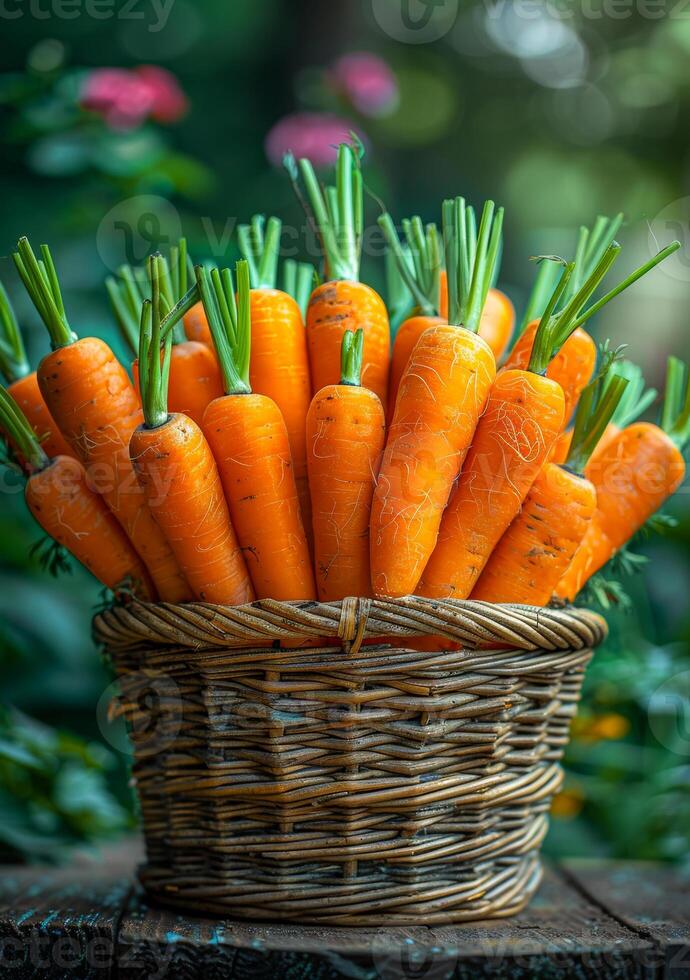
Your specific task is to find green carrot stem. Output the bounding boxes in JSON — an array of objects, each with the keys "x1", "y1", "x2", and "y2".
[
  {"x1": 567, "y1": 365, "x2": 630, "y2": 475},
  {"x1": 282, "y1": 260, "x2": 314, "y2": 320},
  {"x1": 527, "y1": 262, "x2": 575, "y2": 375},
  {"x1": 583, "y1": 213, "x2": 624, "y2": 280},
  {"x1": 571, "y1": 241, "x2": 680, "y2": 330},
  {"x1": 0, "y1": 384, "x2": 48, "y2": 471},
  {"x1": 195, "y1": 260, "x2": 251, "y2": 396},
  {"x1": 456, "y1": 198, "x2": 504, "y2": 334},
  {"x1": 663, "y1": 356, "x2": 690, "y2": 450},
  {"x1": 0, "y1": 280, "x2": 30, "y2": 383},
  {"x1": 526, "y1": 242, "x2": 620, "y2": 375},
  {"x1": 384, "y1": 246, "x2": 414, "y2": 334},
  {"x1": 340, "y1": 328, "x2": 364, "y2": 387},
  {"x1": 12, "y1": 238, "x2": 74, "y2": 349},
  {"x1": 378, "y1": 214, "x2": 435, "y2": 316},
  {"x1": 611, "y1": 360, "x2": 657, "y2": 428},
  {"x1": 139, "y1": 256, "x2": 172, "y2": 429},
  {"x1": 238, "y1": 215, "x2": 282, "y2": 289},
  {"x1": 513, "y1": 258, "x2": 562, "y2": 348},
  {"x1": 105, "y1": 276, "x2": 139, "y2": 355},
  {"x1": 160, "y1": 282, "x2": 200, "y2": 339},
  {"x1": 293, "y1": 143, "x2": 362, "y2": 282}
]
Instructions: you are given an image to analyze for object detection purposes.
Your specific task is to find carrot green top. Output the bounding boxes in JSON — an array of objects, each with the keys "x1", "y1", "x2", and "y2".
[
  {"x1": 442, "y1": 197, "x2": 504, "y2": 333},
  {"x1": 286, "y1": 141, "x2": 364, "y2": 283},
  {"x1": 340, "y1": 328, "x2": 364, "y2": 387},
  {"x1": 566, "y1": 356, "x2": 630, "y2": 476},
  {"x1": 661, "y1": 356, "x2": 690, "y2": 451},
  {"x1": 237, "y1": 214, "x2": 283, "y2": 290},
  {"x1": 0, "y1": 279, "x2": 30, "y2": 383},
  {"x1": 195, "y1": 259, "x2": 251, "y2": 397},
  {"x1": 282, "y1": 259, "x2": 315, "y2": 320},
  {"x1": 610, "y1": 360, "x2": 657, "y2": 428},
  {"x1": 107, "y1": 239, "x2": 191, "y2": 354},
  {"x1": 384, "y1": 244, "x2": 414, "y2": 333},
  {"x1": 138, "y1": 255, "x2": 173, "y2": 430},
  {"x1": 513, "y1": 213, "x2": 623, "y2": 349},
  {"x1": 12, "y1": 238, "x2": 76, "y2": 350},
  {"x1": 0, "y1": 383, "x2": 48, "y2": 471},
  {"x1": 527, "y1": 239, "x2": 681, "y2": 376},
  {"x1": 378, "y1": 214, "x2": 441, "y2": 318}
]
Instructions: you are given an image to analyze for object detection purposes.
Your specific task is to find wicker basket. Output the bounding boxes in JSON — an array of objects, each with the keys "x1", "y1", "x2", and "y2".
[{"x1": 93, "y1": 596, "x2": 605, "y2": 926}]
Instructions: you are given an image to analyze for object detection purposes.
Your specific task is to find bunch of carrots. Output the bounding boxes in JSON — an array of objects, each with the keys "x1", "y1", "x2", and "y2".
[{"x1": 2, "y1": 141, "x2": 687, "y2": 617}]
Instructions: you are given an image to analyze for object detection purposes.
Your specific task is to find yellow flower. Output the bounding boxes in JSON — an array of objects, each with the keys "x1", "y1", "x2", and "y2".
[{"x1": 551, "y1": 785, "x2": 585, "y2": 819}]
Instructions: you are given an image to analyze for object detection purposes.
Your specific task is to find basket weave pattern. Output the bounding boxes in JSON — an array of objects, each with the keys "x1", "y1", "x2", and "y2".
[{"x1": 94, "y1": 597, "x2": 606, "y2": 925}]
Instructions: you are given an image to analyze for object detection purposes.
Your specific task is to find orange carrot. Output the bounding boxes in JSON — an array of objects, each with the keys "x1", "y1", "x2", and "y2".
[
  {"x1": 420, "y1": 235, "x2": 674, "y2": 602},
  {"x1": 0, "y1": 384, "x2": 153, "y2": 597},
  {"x1": 237, "y1": 215, "x2": 313, "y2": 542},
  {"x1": 0, "y1": 280, "x2": 73, "y2": 460},
  {"x1": 383, "y1": 211, "x2": 513, "y2": 421},
  {"x1": 555, "y1": 356, "x2": 688, "y2": 602},
  {"x1": 14, "y1": 237, "x2": 190, "y2": 603},
  {"x1": 130, "y1": 257, "x2": 254, "y2": 606},
  {"x1": 370, "y1": 197, "x2": 503, "y2": 598},
  {"x1": 196, "y1": 258, "x2": 315, "y2": 600},
  {"x1": 471, "y1": 360, "x2": 630, "y2": 606},
  {"x1": 108, "y1": 243, "x2": 224, "y2": 427},
  {"x1": 480, "y1": 287, "x2": 515, "y2": 362},
  {"x1": 287, "y1": 143, "x2": 390, "y2": 404},
  {"x1": 183, "y1": 301, "x2": 213, "y2": 346},
  {"x1": 306, "y1": 328, "x2": 385, "y2": 600}
]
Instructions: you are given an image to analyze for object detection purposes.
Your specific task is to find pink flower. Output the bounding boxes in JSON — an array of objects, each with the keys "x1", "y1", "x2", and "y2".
[
  {"x1": 80, "y1": 65, "x2": 187, "y2": 130},
  {"x1": 265, "y1": 112, "x2": 360, "y2": 168},
  {"x1": 331, "y1": 53, "x2": 398, "y2": 118}
]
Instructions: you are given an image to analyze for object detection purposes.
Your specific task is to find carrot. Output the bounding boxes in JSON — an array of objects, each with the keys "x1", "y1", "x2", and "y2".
[
  {"x1": 370, "y1": 196, "x2": 503, "y2": 598},
  {"x1": 14, "y1": 237, "x2": 190, "y2": 603},
  {"x1": 195, "y1": 258, "x2": 315, "y2": 600},
  {"x1": 0, "y1": 384, "x2": 153, "y2": 598},
  {"x1": 237, "y1": 214, "x2": 313, "y2": 542},
  {"x1": 555, "y1": 356, "x2": 688, "y2": 602},
  {"x1": 418, "y1": 236, "x2": 664, "y2": 601},
  {"x1": 282, "y1": 258, "x2": 316, "y2": 321},
  {"x1": 471, "y1": 358, "x2": 631, "y2": 606},
  {"x1": 504, "y1": 214, "x2": 624, "y2": 423},
  {"x1": 306, "y1": 328, "x2": 385, "y2": 600},
  {"x1": 108, "y1": 241, "x2": 224, "y2": 427},
  {"x1": 130, "y1": 256, "x2": 254, "y2": 606},
  {"x1": 287, "y1": 142, "x2": 390, "y2": 404},
  {"x1": 382, "y1": 210, "x2": 514, "y2": 421},
  {"x1": 549, "y1": 359, "x2": 657, "y2": 465},
  {"x1": 0, "y1": 279, "x2": 73, "y2": 461},
  {"x1": 183, "y1": 300, "x2": 213, "y2": 346}
]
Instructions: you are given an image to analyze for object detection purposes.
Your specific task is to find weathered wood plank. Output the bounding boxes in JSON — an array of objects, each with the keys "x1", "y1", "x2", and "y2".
[
  {"x1": 115, "y1": 866, "x2": 656, "y2": 980},
  {"x1": 564, "y1": 861, "x2": 690, "y2": 980},
  {"x1": 0, "y1": 843, "x2": 137, "y2": 980}
]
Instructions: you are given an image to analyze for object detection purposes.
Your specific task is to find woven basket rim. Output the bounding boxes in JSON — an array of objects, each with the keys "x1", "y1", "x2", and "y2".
[{"x1": 93, "y1": 596, "x2": 606, "y2": 656}]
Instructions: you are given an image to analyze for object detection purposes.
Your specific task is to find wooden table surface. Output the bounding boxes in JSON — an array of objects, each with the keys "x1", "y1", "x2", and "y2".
[{"x1": 0, "y1": 841, "x2": 688, "y2": 979}]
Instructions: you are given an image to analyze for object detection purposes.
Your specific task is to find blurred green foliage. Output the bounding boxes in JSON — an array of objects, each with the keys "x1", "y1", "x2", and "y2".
[{"x1": 0, "y1": 0, "x2": 688, "y2": 863}]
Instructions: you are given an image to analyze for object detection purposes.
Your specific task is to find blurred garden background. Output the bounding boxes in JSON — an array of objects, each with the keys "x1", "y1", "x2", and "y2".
[{"x1": 0, "y1": 0, "x2": 688, "y2": 864}]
